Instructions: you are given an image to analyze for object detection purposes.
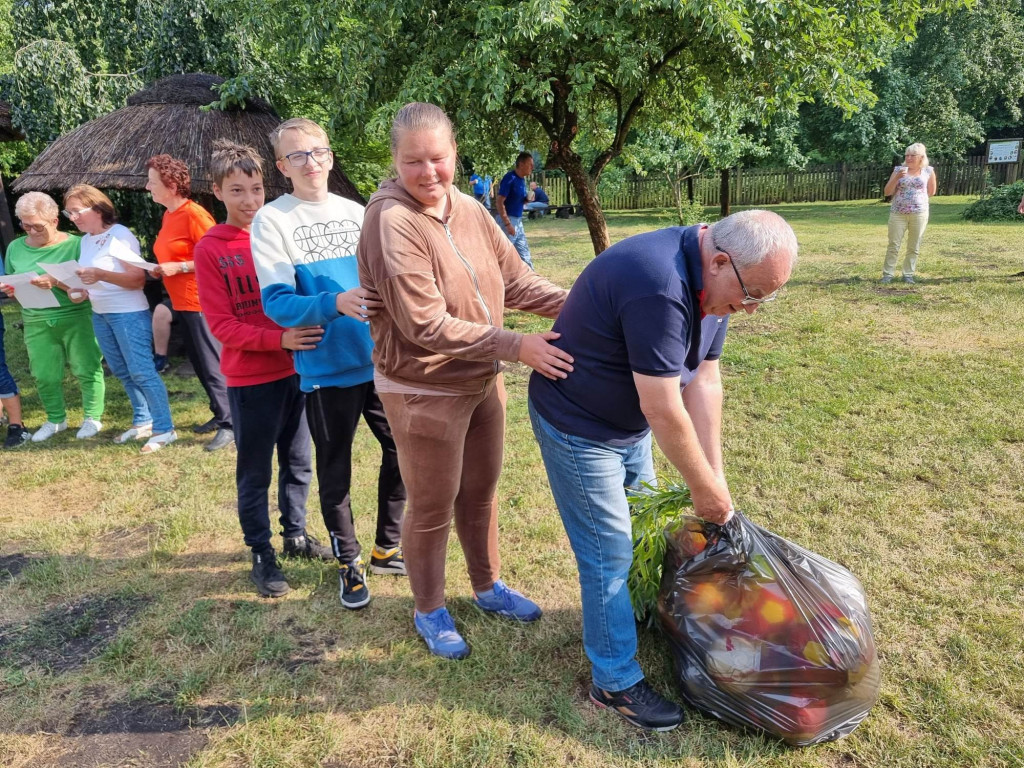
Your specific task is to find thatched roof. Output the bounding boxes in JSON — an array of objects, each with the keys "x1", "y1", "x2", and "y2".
[
  {"x1": 0, "y1": 101, "x2": 24, "y2": 143},
  {"x1": 12, "y1": 74, "x2": 364, "y2": 203}
]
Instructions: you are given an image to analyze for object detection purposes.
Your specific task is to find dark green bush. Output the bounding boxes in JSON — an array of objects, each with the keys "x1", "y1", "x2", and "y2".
[{"x1": 961, "y1": 180, "x2": 1024, "y2": 221}]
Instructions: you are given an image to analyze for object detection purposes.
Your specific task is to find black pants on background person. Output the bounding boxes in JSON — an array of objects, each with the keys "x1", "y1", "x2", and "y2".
[
  {"x1": 178, "y1": 310, "x2": 232, "y2": 429},
  {"x1": 305, "y1": 382, "x2": 406, "y2": 564},
  {"x1": 229, "y1": 374, "x2": 313, "y2": 554}
]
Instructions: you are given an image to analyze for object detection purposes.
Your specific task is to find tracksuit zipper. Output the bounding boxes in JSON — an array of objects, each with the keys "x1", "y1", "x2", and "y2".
[{"x1": 441, "y1": 220, "x2": 500, "y2": 375}]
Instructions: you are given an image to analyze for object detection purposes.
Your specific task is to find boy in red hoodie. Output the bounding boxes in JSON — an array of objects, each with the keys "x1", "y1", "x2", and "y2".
[{"x1": 195, "y1": 139, "x2": 331, "y2": 597}]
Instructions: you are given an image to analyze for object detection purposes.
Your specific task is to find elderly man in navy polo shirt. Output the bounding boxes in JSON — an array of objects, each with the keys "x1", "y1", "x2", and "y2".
[
  {"x1": 497, "y1": 151, "x2": 535, "y2": 269},
  {"x1": 528, "y1": 209, "x2": 797, "y2": 732}
]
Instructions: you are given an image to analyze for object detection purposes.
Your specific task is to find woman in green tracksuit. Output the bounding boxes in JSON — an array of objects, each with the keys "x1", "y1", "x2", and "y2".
[{"x1": 0, "y1": 192, "x2": 104, "y2": 442}]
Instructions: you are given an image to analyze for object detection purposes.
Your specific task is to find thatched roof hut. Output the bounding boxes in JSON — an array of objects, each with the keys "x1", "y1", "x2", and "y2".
[{"x1": 12, "y1": 73, "x2": 364, "y2": 203}]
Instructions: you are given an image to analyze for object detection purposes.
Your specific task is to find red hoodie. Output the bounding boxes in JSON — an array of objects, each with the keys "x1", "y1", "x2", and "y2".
[{"x1": 194, "y1": 224, "x2": 295, "y2": 387}]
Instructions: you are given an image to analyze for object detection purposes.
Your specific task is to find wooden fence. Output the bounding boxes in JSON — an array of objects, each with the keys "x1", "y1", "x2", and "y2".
[{"x1": 516, "y1": 155, "x2": 1021, "y2": 211}]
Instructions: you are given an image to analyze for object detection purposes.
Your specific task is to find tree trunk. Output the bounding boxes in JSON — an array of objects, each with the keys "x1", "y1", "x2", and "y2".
[
  {"x1": 558, "y1": 151, "x2": 610, "y2": 255},
  {"x1": 720, "y1": 168, "x2": 731, "y2": 217},
  {"x1": 687, "y1": 175, "x2": 695, "y2": 204}
]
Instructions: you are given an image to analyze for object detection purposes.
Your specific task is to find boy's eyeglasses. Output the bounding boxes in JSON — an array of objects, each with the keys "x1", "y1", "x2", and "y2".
[
  {"x1": 723, "y1": 249, "x2": 777, "y2": 306},
  {"x1": 280, "y1": 148, "x2": 332, "y2": 167},
  {"x1": 62, "y1": 207, "x2": 92, "y2": 219},
  {"x1": 18, "y1": 220, "x2": 49, "y2": 233}
]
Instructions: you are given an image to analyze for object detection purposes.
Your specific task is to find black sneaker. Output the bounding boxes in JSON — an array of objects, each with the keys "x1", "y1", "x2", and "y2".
[
  {"x1": 250, "y1": 551, "x2": 290, "y2": 598},
  {"x1": 338, "y1": 560, "x2": 370, "y2": 609},
  {"x1": 204, "y1": 428, "x2": 234, "y2": 452},
  {"x1": 153, "y1": 354, "x2": 170, "y2": 374},
  {"x1": 283, "y1": 533, "x2": 333, "y2": 561},
  {"x1": 192, "y1": 418, "x2": 218, "y2": 435},
  {"x1": 4, "y1": 424, "x2": 30, "y2": 448},
  {"x1": 589, "y1": 680, "x2": 685, "y2": 732},
  {"x1": 369, "y1": 545, "x2": 406, "y2": 575}
]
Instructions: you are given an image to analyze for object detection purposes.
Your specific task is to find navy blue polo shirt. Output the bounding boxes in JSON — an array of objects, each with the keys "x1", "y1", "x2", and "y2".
[
  {"x1": 533, "y1": 186, "x2": 550, "y2": 204},
  {"x1": 529, "y1": 225, "x2": 728, "y2": 445},
  {"x1": 498, "y1": 170, "x2": 529, "y2": 217}
]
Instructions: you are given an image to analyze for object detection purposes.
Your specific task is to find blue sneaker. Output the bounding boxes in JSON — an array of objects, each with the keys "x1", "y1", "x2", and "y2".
[
  {"x1": 472, "y1": 579, "x2": 542, "y2": 622},
  {"x1": 414, "y1": 607, "x2": 470, "y2": 660}
]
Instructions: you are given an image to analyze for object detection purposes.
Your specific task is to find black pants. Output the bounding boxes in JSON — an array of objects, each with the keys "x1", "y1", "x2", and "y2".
[
  {"x1": 229, "y1": 374, "x2": 312, "y2": 554},
  {"x1": 306, "y1": 382, "x2": 406, "y2": 563},
  {"x1": 178, "y1": 310, "x2": 231, "y2": 428}
]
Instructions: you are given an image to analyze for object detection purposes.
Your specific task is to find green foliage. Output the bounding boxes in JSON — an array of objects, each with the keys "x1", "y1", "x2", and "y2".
[
  {"x1": 628, "y1": 482, "x2": 694, "y2": 625},
  {"x1": 5, "y1": 0, "x2": 253, "y2": 143},
  {"x1": 800, "y1": 0, "x2": 1024, "y2": 161},
  {"x1": 961, "y1": 181, "x2": 1024, "y2": 221},
  {"x1": 216, "y1": 0, "x2": 957, "y2": 253}
]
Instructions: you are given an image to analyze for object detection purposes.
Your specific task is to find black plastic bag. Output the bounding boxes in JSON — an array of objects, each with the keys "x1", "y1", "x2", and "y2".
[{"x1": 657, "y1": 511, "x2": 880, "y2": 746}]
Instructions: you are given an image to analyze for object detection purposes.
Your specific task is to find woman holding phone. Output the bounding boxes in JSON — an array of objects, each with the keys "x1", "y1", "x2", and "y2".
[{"x1": 881, "y1": 143, "x2": 937, "y2": 284}]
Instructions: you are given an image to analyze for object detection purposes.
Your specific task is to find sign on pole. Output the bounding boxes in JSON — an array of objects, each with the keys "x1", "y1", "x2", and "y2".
[{"x1": 986, "y1": 139, "x2": 1021, "y2": 164}]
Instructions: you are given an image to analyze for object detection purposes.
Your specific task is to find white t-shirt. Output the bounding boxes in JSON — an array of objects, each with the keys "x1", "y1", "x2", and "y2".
[{"x1": 78, "y1": 224, "x2": 149, "y2": 314}]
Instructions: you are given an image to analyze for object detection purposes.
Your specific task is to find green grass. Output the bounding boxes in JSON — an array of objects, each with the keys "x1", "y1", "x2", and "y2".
[{"x1": 1, "y1": 197, "x2": 1023, "y2": 767}]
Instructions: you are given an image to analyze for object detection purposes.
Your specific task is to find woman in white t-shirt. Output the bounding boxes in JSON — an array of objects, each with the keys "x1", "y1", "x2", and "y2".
[{"x1": 65, "y1": 184, "x2": 177, "y2": 453}]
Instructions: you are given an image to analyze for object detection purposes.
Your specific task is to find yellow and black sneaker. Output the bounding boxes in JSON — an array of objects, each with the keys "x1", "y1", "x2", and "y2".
[
  {"x1": 369, "y1": 545, "x2": 406, "y2": 575},
  {"x1": 589, "y1": 680, "x2": 685, "y2": 732},
  {"x1": 339, "y1": 559, "x2": 370, "y2": 610}
]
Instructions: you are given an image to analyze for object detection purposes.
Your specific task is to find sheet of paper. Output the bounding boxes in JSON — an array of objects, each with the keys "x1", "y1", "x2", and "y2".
[
  {"x1": 38, "y1": 261, "x2": 88, "y2": 291},
  {"x1": 0, "y1": 271, "x2": 61, "y2": 309},
  {"x1": 109, "y1": 238, "x2": 160, "y2": 272}
]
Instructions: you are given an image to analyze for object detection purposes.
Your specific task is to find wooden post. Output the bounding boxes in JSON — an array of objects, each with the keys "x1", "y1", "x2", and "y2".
[
  {"x1": 734, "y1": 166, "x2": 742, "y2": 206},
  {"x1": 720, "y1": 169, "x2": 730, "y2": 217},
  {"x1": 0, "y1": 173, "x2": 16, "y2": 251},
  {"x1": 785, "y1": 171, "x2": 794, "y2": 203},
  {"x1": 839, "y1": 162, "x2": 848, "y2": 201}
]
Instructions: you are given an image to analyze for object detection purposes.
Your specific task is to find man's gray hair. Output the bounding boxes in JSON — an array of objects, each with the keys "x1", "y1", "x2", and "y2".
[{"x1": 710, "y1": 210, "x2": 798, "y2": 270}]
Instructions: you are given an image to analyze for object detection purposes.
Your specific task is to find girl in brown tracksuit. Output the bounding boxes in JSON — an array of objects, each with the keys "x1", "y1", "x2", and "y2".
[{"x1": 357, "y1": 102, "x2": 572, "y2": 658}]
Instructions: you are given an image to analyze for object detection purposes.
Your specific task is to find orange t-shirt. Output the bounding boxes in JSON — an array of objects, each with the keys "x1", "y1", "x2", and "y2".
[{"x1": 153, "y1": 199, "x2": 216, "y2": 311}]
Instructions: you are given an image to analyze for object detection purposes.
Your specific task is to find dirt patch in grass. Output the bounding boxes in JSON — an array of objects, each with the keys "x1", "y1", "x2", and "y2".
[
  {"x1": 0, "y1": 554, "x2": 39, "y2": 580},
  {"x1": 30, "y1": 694, "x2": 239, "y2": 767},
  {"x1": 6, "y1": 480, "x2": 105, "y2": 520},
  {"x1": 0, "y1": 595, "x2": 149, "y2": 674}
]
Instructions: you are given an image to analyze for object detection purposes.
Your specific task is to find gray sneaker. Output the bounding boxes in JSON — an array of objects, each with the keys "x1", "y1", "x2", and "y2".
[
  {"x1": 880, "y1": 275, "x2": 894, "y2": 284},
  {"x1": 205, "y1": 428, "x2": 234, "y2": 452},
  {"x1": 903, "y1": 275, "x2": 915, "y2": 284}
]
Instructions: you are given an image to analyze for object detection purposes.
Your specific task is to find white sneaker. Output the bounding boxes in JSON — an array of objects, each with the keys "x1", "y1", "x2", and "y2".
[
  {"x1": 114, "y1": 424, "x2": 153, "y2": 444},
  {"x1": 32, "y1": 420, "x2": 68, "y2": 442},
  {"x1": 140, "y1": 430, "x2": 178, "y2": 454},
  {"x1": 76, "y1": 418, "x2": 103, "y2": 439}
]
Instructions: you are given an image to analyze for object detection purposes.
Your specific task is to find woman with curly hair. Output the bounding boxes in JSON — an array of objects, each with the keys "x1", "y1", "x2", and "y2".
[{"x1": 146, "y1": 154, "x2": 233, "y2": 451}]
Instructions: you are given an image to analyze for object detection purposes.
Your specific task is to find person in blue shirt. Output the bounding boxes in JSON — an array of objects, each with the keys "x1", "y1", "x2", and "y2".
[
  {"x1": 528, "y1": 209, "x2": 797, "y2": 732},
  {"x1": 0, "y1": 261, "x2": 30, "y2": 447},
  {"x1": 524, "y1": 181, "x2": 550, "y2": 214},
  {"x1": 496, "y1": 152, "x2": 535, "y2": 269},
  {"x1": 469, "y1": 172, "x2": 486, "y2": 204}
]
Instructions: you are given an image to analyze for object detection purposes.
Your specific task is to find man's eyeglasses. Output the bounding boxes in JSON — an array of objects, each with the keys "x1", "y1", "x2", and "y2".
[
  {"x1": 724, "y1": 250, "x2": 777, "y2": 306},
  {"x1": 280, "y1": 148, "x2": 332, "y2": 167},
  {"x1": 62, "y1": 207, "x2": 92, "y2": 220},
  {"x1": 18, "y1": 220, "x2": 48, "y2": 233}
]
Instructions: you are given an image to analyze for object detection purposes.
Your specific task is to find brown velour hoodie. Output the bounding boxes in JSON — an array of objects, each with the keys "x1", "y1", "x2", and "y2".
[{"x1": 357, "y1": 180, "x2": 567, "y2": 395}]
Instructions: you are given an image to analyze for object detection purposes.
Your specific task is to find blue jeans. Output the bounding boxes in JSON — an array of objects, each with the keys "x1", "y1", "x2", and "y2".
[
  {"x1": 528, "y1": 400, "x2": 654, "y2": 691},
  {"x1": 0, "y1": 312, "x2": 17, "y2": 399},
  {"x1": 505, "y1": 215, "x2": 534, "y2": 270},
  {"x1": 92, "y1": 310, "x2": 174, "y2": 433}
]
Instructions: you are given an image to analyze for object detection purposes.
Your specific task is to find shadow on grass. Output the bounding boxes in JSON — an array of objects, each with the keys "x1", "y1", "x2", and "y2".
[{"x1": 0, "y1": 548, "x2": 796, "y2": 765}]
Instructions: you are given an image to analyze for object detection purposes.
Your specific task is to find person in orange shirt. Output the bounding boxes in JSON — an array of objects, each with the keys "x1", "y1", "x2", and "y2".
[{"x1": 146, "y1": 154, "x2": 233, "y2": 451}]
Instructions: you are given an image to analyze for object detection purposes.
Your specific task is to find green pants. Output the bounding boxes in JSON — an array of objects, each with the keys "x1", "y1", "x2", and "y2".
[{"x1": 23, "y1": 310, "x2": 105, "y2": 423}]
